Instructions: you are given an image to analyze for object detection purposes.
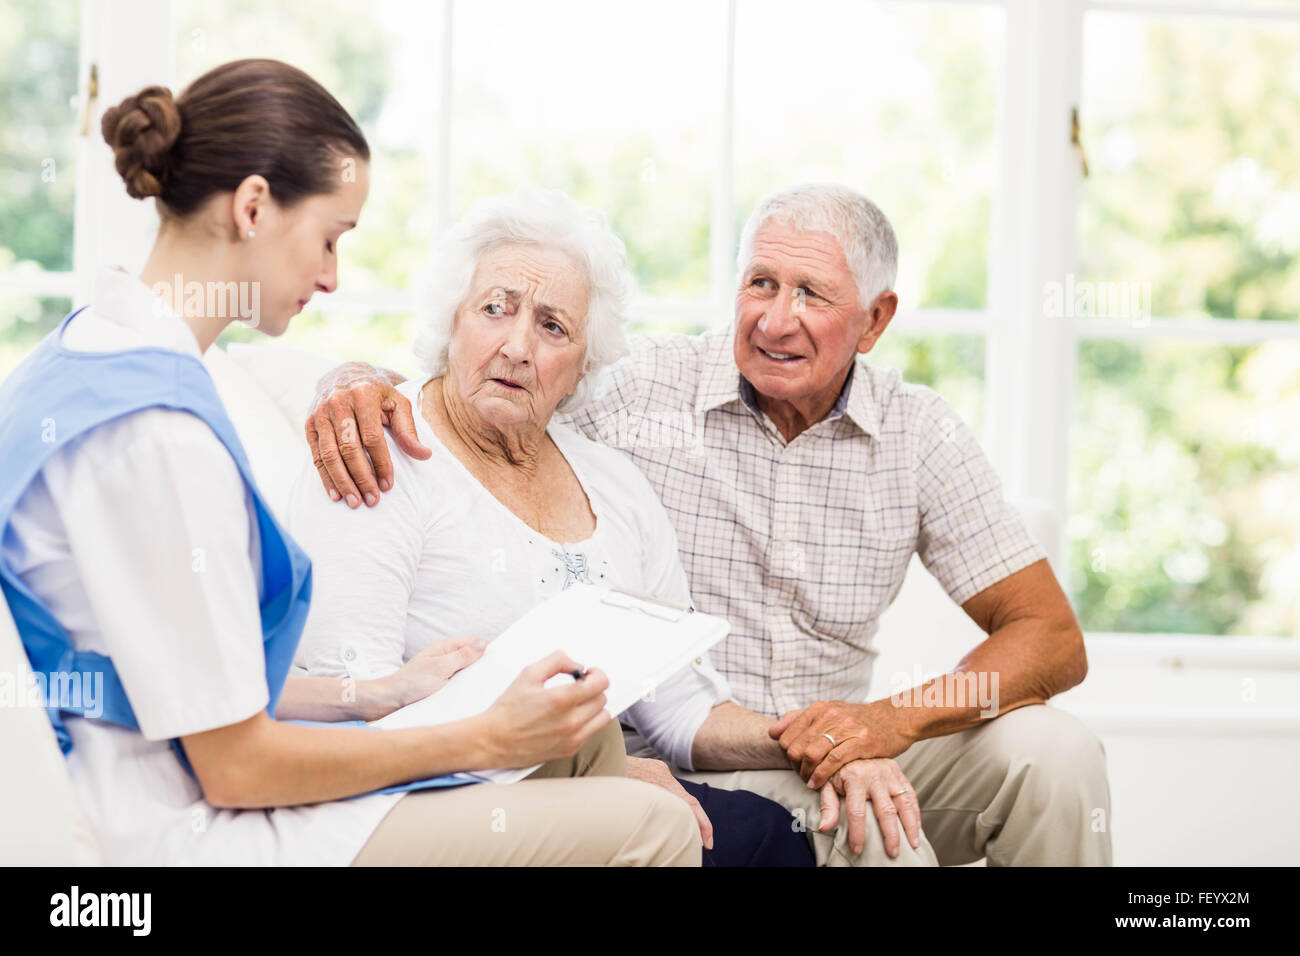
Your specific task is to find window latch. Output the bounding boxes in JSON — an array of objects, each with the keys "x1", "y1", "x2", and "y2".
[
  {"x1": 79, "y1": 63, "x2": 99, "y2": 138},
  {"x1": 1070, "y1": 106, "x2": 1089, "y2": 178}
]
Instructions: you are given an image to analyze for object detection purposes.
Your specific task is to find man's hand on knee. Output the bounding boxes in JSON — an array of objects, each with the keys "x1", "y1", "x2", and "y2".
[{"x1": 770, "y1": 698, "x2": 915, "y2": 787}]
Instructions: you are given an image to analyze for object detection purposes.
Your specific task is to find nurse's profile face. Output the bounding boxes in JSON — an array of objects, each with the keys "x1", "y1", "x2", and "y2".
[
  {"x1": 244, "y1": 159, "x2": 370, "y2": 335},
  {"x1": 444, "y1": 241, "x2": 589, "y2": 433}
]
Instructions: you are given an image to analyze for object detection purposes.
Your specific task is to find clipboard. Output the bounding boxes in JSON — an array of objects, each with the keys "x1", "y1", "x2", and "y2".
[{"x1": 371, "y1": 584, "x2": 730, "y2": 783}]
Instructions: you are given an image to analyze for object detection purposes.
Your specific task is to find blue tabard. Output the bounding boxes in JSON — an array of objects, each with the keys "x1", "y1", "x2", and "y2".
[{"x1": 0, "y1": 310, "x2": 470, "y2": 796}]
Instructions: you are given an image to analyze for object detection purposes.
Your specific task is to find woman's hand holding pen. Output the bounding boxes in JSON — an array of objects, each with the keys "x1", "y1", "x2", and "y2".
[{"x1": 476, "y1": 650, "x2": 612, "y2": 768}]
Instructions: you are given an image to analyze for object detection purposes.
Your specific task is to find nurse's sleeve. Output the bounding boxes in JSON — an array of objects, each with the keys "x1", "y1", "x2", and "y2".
[
  {"x1": 57, "y1": 411, "x2": 269, "y2": 740},
  {"x1": 616, "y1": 462, "x2": 734, "y2": 771},
  {"x1": 286, "y1": 432, "x2": 426, "y2": 681}
]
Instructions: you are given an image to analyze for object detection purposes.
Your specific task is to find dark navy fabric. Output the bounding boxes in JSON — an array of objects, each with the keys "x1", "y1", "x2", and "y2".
[{"x1": 680, "y1": 778, "x2": 817, "y2": 867}]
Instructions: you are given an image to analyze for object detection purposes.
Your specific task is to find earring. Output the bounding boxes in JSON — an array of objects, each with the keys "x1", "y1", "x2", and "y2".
[{"x1": 246, "y1": 230, "x2": 256, "y2": 239}]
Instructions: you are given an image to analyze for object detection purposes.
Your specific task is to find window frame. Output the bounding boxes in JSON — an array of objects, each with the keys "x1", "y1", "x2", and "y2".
[
  {"x1": 4, "y1": 0, "x2": 1294, "y2": 647},
  {"x1": 1063, "y1": 0, "x2": 1300, "y2": 646}
]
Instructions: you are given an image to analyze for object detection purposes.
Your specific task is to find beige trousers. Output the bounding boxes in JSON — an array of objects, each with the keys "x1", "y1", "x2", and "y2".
[
  {"x1": 351, "y1": 721, "x2": 701, "y2": 866},
  {"x1": 676, "y1": 704, "x2": 1113, "y2": 867}
]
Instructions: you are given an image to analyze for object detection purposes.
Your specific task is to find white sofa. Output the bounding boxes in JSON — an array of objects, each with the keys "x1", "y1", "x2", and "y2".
[{"x1": 6, "y1": 342, "x2": 1297, "y2": 866}]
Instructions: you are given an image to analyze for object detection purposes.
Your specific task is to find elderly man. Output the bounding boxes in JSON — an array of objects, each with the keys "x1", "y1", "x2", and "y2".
[{"x1": 306, "y1": 184, "x2": 1112, "y2": 867}]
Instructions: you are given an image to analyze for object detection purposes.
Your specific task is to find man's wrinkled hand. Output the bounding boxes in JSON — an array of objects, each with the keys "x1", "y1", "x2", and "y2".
[
  {"x1": 304, "y1": 362, "x2": 427, "y2": 507},
  {"x1": 770, "y1": 699, "x2": 914, "y2": 789}
]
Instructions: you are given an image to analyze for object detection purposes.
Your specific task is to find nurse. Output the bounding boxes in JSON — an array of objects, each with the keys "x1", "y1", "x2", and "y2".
[{"x1": 0, "y1": 58, "x2": 699, "y2": 867}]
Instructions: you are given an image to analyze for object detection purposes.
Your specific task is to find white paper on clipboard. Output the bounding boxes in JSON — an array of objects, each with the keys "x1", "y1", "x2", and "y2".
[{"x1": 371, "y1": 584, "x2": 730, "y2": 783}]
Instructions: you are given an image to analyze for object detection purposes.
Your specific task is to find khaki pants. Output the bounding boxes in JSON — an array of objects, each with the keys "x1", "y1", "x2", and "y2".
[
  {"x1": 351, "y1": 721, "x2": 701, "y2": 866},
  {"x1": 676, "y1": 704, "x2": 1113, "y2": 867}
]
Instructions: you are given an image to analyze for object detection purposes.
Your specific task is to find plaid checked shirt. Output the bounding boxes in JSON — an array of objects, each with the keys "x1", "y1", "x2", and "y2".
[{"x1": 559, "y1": 330, "x2": 1045, "y2": 719}]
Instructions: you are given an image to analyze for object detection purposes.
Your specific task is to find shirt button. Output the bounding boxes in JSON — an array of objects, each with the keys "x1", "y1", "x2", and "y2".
[
  {"x1": 694, "y1": 657, "x2": 703, "y2": 665},
  {"x1": 341, "y1": 647, "x2": 357, "y2": 662}
]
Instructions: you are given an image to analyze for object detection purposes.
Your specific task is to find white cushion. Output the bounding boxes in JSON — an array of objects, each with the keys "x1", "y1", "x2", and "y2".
[
  {"x1": 202, "y1": 342, "x2": 342, "y2": 526},
  {"x1": 0, "y1": 596, "x2": 101, "y2": 864},
  {"x1": 224, "y1": 341, "x2": 343, "y2": 430}
]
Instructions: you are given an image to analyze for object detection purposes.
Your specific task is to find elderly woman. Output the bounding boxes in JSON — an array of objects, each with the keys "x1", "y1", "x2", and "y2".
[{"x1": 288, "y1": 189, "x2": 813, "y2": 866}]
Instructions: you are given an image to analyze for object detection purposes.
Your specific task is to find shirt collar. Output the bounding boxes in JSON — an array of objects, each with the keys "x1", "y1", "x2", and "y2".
[
  {"x1": 90, "y1": 267, "x2": 204, "y2": 358},
  {"x1": 694, "y1": 329, "x2": 881, "y2": 439},
  {"x1": 841, "y1": 359, "x2": 882, "y2": 439},
  {"x1": 694, "y1": 330, "x2": 743, "y2": 414}
]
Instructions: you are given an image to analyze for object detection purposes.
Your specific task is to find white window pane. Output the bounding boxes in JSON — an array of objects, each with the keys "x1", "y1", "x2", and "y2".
[
  {"x1": 734, "y1": 0, "x2": 1003, "y2": 311},
  {"x1": 0, "y1": 0, "x2": 79, "y2": 273},
  {"x1": 219, "y1": 306, "x2": 417, "y2": 372},
  {"x1": 1070, "y1": 339, "x2": 1300, "y2": 637},
  {"x1": 0, "y1": 296, "x2": 72, "y2": 378},
  {"x1": 1080, "y1": 12, "x2": 1300, "y2": 320},
  {"x1": 172, "y1": 0, "x2": 441, "y2": 293},
  {"x1": 870, "y1": 332, "x2": 985, "y2": 439},
  {"x1": 451, "y1": 0, "x2": 726, "y2": 300},
  {"x1": 1089, "y1": 1, "x2": 1300, "y2": 10}
]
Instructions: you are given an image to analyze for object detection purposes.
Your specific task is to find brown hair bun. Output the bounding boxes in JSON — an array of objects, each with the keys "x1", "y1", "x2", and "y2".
[
  {"x1": 100, "y1": 86, "x2": 182, "y2": 200},
  {"x1": 96, "y1": 61, "x2": 369, "y2": 218}
]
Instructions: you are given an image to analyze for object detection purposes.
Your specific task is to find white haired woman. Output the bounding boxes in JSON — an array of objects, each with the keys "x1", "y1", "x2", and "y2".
[{"x1": 290, "y1": 188, "x2": 814, "y2": 866}]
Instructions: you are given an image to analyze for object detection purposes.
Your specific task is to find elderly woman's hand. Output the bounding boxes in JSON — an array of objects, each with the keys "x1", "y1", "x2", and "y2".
[
  {"x1": 305, "y1": 361, "x2": 429, "y2": 508},
  {"x1": 813, "y1": 758, "x2": 922, "y2": 860},
  {"x1": 626, "y1": 756, "x2": 714, "y2": 850},
  {"x1": 386, "y1": 636, "x2": 488, "y2": 710}
]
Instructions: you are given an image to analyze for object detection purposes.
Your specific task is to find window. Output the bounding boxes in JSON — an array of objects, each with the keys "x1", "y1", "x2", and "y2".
[
  {"x1": 1070, "y1": 1, "x2": 1300, "y2": 636},
  {"x1": 734, "y1": 0, "x2": 1003, "y2": 312},
  {"x1": 0, "y1": 0, "x2": 79, "y2": 370},
  {"x1": 170, "y1": 0, "x2": 440, "y2": 371},
  {"x1": 452, "y1": 0, "x2": 725, "y2": 306},
  {"x1": 4, "y1": 0, "x2": 1294, "y2": 641},
  {"x1": 1080, "y1": 11, "x2": 1300, "y2": 321},
  {"x1": 1072, "y1": 340, "x2": 1300, "y2": 636},
  {"x1": 733, "y1": 0, "x2": 1003, "y2": 436}
]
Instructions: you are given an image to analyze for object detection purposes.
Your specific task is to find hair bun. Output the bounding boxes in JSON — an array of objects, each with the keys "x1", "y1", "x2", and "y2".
[{"x1": 100, "y1": 85, "x2": 182, "y2": 199}]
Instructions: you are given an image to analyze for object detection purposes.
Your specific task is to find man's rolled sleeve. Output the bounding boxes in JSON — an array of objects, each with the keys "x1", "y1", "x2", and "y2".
[{"x1": 912, "y1": 391, "x2": 1046, "y2": 606}]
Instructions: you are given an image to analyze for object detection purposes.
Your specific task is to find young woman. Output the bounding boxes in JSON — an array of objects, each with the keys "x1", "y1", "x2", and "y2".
[{"x1": 0, "y1": 59, "x2": 698, "y2": 866}]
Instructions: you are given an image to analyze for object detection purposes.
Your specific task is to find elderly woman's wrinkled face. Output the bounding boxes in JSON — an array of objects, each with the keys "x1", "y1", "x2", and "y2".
[{"x1": 446, "y1": 242, "x2": 590, "y2": 430}]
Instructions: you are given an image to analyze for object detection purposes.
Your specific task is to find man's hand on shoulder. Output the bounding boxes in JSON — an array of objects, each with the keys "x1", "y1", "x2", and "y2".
[{"x1": 304, "y1": 362, "x2": 429, "y2": 508}]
